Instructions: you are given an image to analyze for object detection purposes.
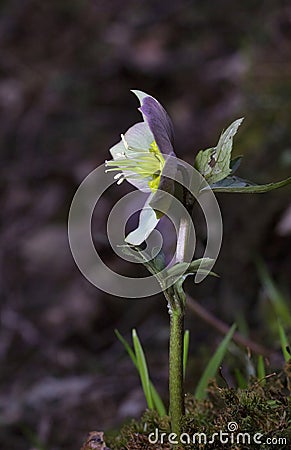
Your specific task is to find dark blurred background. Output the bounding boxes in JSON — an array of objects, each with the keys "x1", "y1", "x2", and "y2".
[{"x1": 0, "y1": 0, "x2": 291, "y2": 448}]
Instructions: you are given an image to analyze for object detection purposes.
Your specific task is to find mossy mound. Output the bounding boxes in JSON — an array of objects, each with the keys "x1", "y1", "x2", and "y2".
[{"x1": 106, "y1": 361, "x2": 290, "y2": 450}]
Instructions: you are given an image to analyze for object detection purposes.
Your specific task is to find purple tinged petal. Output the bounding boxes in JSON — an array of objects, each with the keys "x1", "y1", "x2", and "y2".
[
  {"x1": 133, "y1": 94, "x2": 177, "y2": 212},
  {"x1": 129, "y1": 91, "x2": 178, "y2": 226},
  {"x1": 139, "y1": 96, "x2": 175, "y2": 156}
]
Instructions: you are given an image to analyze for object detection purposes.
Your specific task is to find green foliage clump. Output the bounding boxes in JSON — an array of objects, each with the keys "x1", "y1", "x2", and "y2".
[{"x1": 107, "y1": 362, "x2": 291, "y2": 450}]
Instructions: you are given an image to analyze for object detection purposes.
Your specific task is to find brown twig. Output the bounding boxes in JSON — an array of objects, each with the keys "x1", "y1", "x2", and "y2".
[{"x1": 187, "y1": 295, "x2": 270, "y2": 357}]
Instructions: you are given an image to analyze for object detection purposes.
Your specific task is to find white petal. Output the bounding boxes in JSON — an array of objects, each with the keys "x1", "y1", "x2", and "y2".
[
  {"x1": 125, "y1": 196, "x2": 159, "y2": 245},
  {"x1": 109, "y1": 140, "x2": 126, "y2": 160},
  {"x1": 110, "y1": 122, "x2": 154, "y2": 159},
  {"x1": 126, "y1": 177, "x2": 151, "y2": 192},
  {"x1": 124, "y1": 122, "x2": 154, "y2": 152},
  {"x1": 107, "y1": 122, "x2": 155, "y2": 192}
]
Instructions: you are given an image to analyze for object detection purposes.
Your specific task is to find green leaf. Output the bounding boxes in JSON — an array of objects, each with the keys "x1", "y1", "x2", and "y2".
[
  {"x1": 230, "y1": 156, "x2": 243, "y2": 174},
  {"x1": 277, "y1": 321, "x2": 290, "y2": 362},
  {"x1": 150, "y1": 384, "x2": 167, "y2": 417},
  {"x1": 150, "y1": 248, "x2": 166, "y2": 271},
  {"x1": 183, "y1": 330, "x2": 190, "y2": 380},
  {"x1": 195, "y1": 118, "x2": 243, "y2": 184},
  {"x1": 115, "y1": 329, "x2": 137, "y2": 365},
  {"x1": 209, "y1": 175, "x2": 255, "y2": 190},
  {"x1": 195, "y1": 147, "x2": 216, "y2": 178},
  {"x1": 115, "y1": 329, "x2": 166, "y2": 416},
  {"x1": 234, "y1": 368, "x2": 248, "y2": 389},
  {"x1": 119, "y1": 244, "x2": 165, "y2": 284},
  {"x1": 257, "y1": 355, "x2": 266, "y2": 385},
  {"x1": 257, "y1": 260, "x2": 291, "y2": 326},
  {"x1": 165, "y1": 259, "x2": 218, "y2": 308},
  {"x1": 132, "y1": 329, "x2": 154, "y2": 410},
  {"x1": 195, "y1": 324, "x2": 236, "y2": 400},
  {"x1": 186, "y1": 258, "x2": 216, "y2": 273},
  {"x1": 208, "y1": 175, "x2": 291, "y2": 193},
  {"x1": 164, "y1": 259, "x2": 217, "y2": 298},
  {"x1": 165, "y1": 258, "x2": 216, "y2": 281}
]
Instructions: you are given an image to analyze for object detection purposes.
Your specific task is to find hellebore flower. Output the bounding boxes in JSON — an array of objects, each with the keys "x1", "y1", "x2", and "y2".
[{"x1": 105, "y1": 90, "x2": 176, "y2": 245}]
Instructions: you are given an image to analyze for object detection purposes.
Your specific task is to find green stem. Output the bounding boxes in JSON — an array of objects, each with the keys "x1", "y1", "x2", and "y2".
[
  {"x1": 165, "y1": 213, "x2": 190, "y2": 436},
  {"x1": 169, "y1": 304, "x2": 185, "y2": 436}
]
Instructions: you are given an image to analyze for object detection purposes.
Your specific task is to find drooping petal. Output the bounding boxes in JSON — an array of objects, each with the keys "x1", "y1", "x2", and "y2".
[
  {"x1": 125, "y1": 194, "x2": 159, "y2": 245},
  {"x1": 125, "y1": 156, "x2": 179, "y2": 245},
  {"x1": 132, "y1": 90, "x2": 175, "y2": 156}
]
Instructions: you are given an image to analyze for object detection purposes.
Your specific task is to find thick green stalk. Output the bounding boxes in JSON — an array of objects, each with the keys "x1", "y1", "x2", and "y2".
[
  {"x1": 165, "y1": 213, "x2": 189, "y2": 436},
  {"x1": 169, "y1": 305, "x2": 185, "y2": 436}
]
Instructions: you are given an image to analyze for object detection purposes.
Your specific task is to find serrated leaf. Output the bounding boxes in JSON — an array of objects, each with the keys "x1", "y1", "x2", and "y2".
[
  {"x1": 195, "y1": 118, "x2": 243, "y2": 184},
  {"x1": 195, "y1": 147, "x2": 216, "y2": 178},
  {"x1": 208, "y1": 175, "x2": 291, "y2": 193}
]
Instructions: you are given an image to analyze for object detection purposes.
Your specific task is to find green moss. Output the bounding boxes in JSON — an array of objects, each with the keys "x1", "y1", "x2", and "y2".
[{"x1": 107, "y1": 362, "x2": 290, "y2": 449}]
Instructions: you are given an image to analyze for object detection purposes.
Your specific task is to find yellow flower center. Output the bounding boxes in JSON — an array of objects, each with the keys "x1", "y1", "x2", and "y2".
[{"x1": 105, "y1": 139, "x2": 165, "y2": 192}]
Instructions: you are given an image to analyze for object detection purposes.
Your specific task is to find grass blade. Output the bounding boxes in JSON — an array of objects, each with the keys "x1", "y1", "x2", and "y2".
[
  {"x1": 234, "y1": 368, "x2": 248, "y2": 389},
  {"x1": 195, "y1": 323, "x2": 236, "y2": 400},
  {"x1": 257, "y1": 260, "x2": 291, "y2": 326},
  {"x1": 115, "y1": 329, "x2": 137, "y2": 367},
  {"x1": 150, "y1": 384, "x2": 167, "y2": 417},
  {"x1": 115, "y1": 329, "x2": 166, "y2": 415},
  {"x1": 278, "y1": 321, "x2": 290, "y2": 362},
  {"x1": 183, "y1": 330, "x2": 190, "y2": 380},
  {"x1": 132, "y1": 329, "x2": 153, "y2": 410}
]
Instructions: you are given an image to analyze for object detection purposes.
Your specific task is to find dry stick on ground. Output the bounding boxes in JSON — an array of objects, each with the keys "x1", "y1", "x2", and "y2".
[{"x1": 187, "y1": 296, "x2": 270, "y2": 357}]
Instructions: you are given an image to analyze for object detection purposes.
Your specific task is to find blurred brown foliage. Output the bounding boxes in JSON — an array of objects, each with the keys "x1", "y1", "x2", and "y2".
[{"x1": 0, "y1": 0, "x2": 290, "y2": 448}]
